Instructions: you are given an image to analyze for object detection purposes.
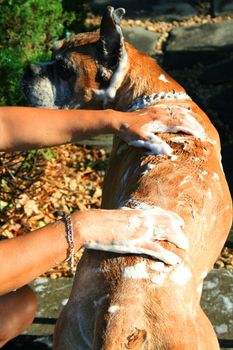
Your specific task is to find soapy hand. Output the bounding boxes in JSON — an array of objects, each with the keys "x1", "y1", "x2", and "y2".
[
  {"x1": 117, "y1": 106, "x2": 205, "y2": 155},
  {"x1": 81, "y1": 208, "x2": 188, "y2": 265}
]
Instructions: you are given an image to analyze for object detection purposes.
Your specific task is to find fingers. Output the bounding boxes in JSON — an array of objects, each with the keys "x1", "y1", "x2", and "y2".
[
  {"x1": 135, "y1": 207, "x2": 188, "y2": 250},
  {"x1": 119, "y1": 126, "x2": 174, "y2": 156},
  {"x1": 153, "y1": 226, "x2": 189, "y2": 250},
  {"x1": 118, "y1": 112, "x2": 174, "y2": 155},
  {"x1": 174, "y1": 112, "x2": 205, "y2": 139},
  {"x1": 140, "y1": 106, "x2": 205, "y2": 140},
  {"x1": 138, "y1": 242, "x2": 181, "y2": 265},
  {"x1": 128, "y1": 136, "x2": 173, "y2": 156},
  {"x1": 85, "y1": 241, "x2": 181, "y2": 265}
]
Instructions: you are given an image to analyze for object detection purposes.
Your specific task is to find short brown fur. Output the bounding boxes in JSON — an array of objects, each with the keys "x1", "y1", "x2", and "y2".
[{"x1": 52, "y1": 12, "x2": 232, "y2": 350}]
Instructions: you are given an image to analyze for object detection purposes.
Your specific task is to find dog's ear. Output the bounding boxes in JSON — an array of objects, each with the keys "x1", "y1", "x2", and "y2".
[
  {"x1": 95, "y1": 6, "x2": 128, "y2": 105},
  {"x1": 100, "y1": 6, "x2": 125, "y2": 52},
  {"x1": 98, "y1": 6, "x2": 125, "y2": 69}
]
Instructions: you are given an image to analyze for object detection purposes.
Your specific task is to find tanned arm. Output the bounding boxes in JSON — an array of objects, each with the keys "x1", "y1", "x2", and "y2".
[
  {"x1": 0, "y1": 209, "x2": 187, "y2": 294},
  {"x1": 0, "y1": 106, "x2": 160, "y2": 152}
]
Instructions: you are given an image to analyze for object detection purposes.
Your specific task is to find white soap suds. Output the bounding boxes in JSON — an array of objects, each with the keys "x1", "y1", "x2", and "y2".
[
  {"x1": 170, "y1": 264, "x2": 192, "y2": 285},
  {"x1": 108, "y1": 305, "x2": 121, "y2": 313},
  {"x1": 123, "y1": 262, "x2": 149, "y2": 279}
]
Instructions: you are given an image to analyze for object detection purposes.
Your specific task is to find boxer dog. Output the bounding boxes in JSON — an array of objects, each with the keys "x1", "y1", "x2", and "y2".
[{"x1": 21, "y1": 7, "x2": 232, "y2": 350}]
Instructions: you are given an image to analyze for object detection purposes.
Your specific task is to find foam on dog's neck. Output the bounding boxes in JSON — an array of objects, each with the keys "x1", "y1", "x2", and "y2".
[{"x1": 94, "y1": 46, "x2": 128, "y2": 107}]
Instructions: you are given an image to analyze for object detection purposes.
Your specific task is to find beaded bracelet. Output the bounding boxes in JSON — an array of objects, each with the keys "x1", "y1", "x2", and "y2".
[{"x1": 55, "y1": 211, "x2": 75, "y2": 275}]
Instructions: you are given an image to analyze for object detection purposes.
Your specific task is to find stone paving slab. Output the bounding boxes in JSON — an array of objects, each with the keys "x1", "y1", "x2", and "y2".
[
  {"x1": 213, "y1": 0, "x2": 233, "y2": 17},
  {"x1": 150, "y1": 0, "x2": 197, "y2": 21},
  {"x1": 3, "y1": 269, "x2": 233, "y2": 349},
  {"x1": 92, "y1": 0, "x2": 198, "y2": 19},
  {"x1": 199, "y1": 57, "x2": 233, "y2": 84},
  {"x1": 164, "y1": 19, "x2": 233, "y2": 68},
  {"x1": 202, "y1": 269, "x2": 233, "y2": 341},
  {"x1": 123, "y1": 26, "x2": 161, "y2": 55},
  {"x1": 208, "y1": 88, "x2": 233, "y2": 128},
  {"x1": 77, "y1": 134, "x2": 113, "y2": 151},
  {"x1": 92, "y1": 0, "x2": 233, "y2": 19}
]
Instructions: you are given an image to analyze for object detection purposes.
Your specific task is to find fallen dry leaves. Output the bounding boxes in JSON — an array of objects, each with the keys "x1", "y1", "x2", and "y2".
[{"x1": 0, "y1": 144, "x2": 108, "y2": 277}]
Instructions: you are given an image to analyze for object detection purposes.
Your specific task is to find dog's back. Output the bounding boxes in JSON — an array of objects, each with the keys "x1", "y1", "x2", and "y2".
[
  {"x1": 54, "y1": 105, "x2": 230, "y2": 349},
  {"x1": 54, "y1": 20, "x2": 231, "y2": 350}
]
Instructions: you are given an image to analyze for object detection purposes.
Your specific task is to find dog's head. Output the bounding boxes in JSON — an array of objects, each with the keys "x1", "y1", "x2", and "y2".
[{"x1": 21, "y1": 6, "x2": 132, "y2": 110}]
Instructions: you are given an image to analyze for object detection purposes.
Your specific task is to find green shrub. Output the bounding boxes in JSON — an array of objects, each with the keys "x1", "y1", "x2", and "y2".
[
  {"x1": 0, "y1": 0, "x2": 75, "y2": 106},
  {"x1": 62, "y1": 0, "x2": 92, "y2": 33}
]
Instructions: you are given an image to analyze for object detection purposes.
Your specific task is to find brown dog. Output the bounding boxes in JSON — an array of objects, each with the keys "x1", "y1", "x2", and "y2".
[{"x1": 22, "y1": 7, "x2": 232, "y2": 350}]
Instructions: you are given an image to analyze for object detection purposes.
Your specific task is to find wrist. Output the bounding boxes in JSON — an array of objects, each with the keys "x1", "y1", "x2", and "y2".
[
  {"x1": 70, "y1": 211, "x2": 86, "y2": 250},
  {"x1": 107, "y1": 110, "x2": 125, "y2": 135}
]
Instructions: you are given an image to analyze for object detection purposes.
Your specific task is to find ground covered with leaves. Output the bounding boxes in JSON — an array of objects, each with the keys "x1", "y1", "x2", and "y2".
[{"x1": 0, "y1": 144, "x2": 109, "y2": 278}]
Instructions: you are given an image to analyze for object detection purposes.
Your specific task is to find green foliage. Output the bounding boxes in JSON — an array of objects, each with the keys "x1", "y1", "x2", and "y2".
[
  {"x1": 38, "y1": 148, "x2": 56, "y2": 160},
  {"x1": 62, "y1": 0, "x2": 92, "y2": 33},
  {"x1": 0, "y1": 0, "x2": 75, "y2": 106}
]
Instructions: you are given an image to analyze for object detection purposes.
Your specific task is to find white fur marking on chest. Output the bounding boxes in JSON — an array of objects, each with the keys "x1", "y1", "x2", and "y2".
[
  {"x1": 158, "y1": 74, "x2": 169, "y2": 83},
  {"x1": 108, "y1": 305, "x2": 121, "y2": 313},
  {"x1": 123, "y1": 262, "x2": 149, "y2": 279}
]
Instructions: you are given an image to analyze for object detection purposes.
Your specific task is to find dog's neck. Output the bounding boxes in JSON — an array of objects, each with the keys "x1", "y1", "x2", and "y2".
[
  {"x1": 127, "y1": 91, "x2": 191, "y2": 112},
  {"x1": 110, "y1": 43, "x2": 186, "y2": 111}
]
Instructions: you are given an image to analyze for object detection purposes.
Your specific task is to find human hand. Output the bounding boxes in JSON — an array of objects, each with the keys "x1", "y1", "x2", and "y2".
[
  {"x1": 117, "y1": 106, "x2": 205, "y2": 155},
  {"x1": 80, "y1": 208, "x2": 188, "y2": 265}
]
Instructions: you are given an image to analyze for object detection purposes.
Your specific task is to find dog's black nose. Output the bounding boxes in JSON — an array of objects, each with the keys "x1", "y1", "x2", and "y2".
[{"x1": 27, "y1": 63, "x2": 42, "y2": 77}]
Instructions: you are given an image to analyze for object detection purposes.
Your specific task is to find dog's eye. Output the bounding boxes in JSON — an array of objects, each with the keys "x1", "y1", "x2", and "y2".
[{"x1": 55, "y1": 56, "x2": 76, "y2": 80}]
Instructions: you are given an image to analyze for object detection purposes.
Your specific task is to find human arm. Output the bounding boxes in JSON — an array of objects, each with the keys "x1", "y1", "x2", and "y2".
[
  {"x1": 0, "y1": 105, "x2": 204, "y2": 153},
  {"x1": 0, "y1": 106, "x2": 164, "y2": 152},
  {"x1": 0, "y1": 106, "x2": 119, "y2": 151},
  {"x1": 0, "y1": 208, "x2": 187, "y2": 294}
]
